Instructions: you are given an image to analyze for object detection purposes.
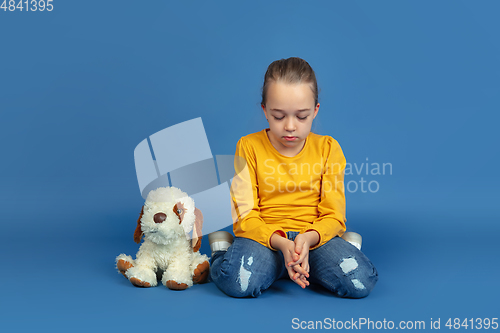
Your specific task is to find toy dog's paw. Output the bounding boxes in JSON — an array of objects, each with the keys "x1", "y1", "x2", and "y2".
[
  {"x1": 161, "y1": 267, "x2": 193, "y2": 289},
  {"x1": 117, "y1": 259, "x2": 134, "y2": 278},
  {"x1": 126, "y1": 266, "x2": 158, "y2": 287},
  {"x1": 130, "y1": 277, "x2": 152, "y2": 288},
  {"x1": 166, "y1": 280, "x2": 189, "y2": 290},
  {"x1": 192, "y1": 261, "x2": 209, "y2": 284},
  {"x1": 116, "y1": 254, "x2": 135, "y2": 278}
]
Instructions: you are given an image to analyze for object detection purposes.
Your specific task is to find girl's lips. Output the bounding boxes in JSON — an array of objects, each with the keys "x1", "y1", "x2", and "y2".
[{"x1": 284, "y1": 136, "x2": 297, "y2": 141}]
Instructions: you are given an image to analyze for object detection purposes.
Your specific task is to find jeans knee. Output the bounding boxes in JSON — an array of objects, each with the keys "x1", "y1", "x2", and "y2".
[
  {"x1": 346, "y1": 288, "x2": 370, "y2": 299},
  {"x1": 210, "y1": 257, "x2": 264, "y2": 298},
  {"x1": 326, "y1": 255, "x2": 378, "y2": 298},
  {"x1": 346, "y1": 261, "x2": 378, "y2": 298},
  {"x1": 224, "y1": 284, "x2": 262, "y2": 298},
  {"x1": 211, "y1": 269, "x2": 263, "y2": 298}
]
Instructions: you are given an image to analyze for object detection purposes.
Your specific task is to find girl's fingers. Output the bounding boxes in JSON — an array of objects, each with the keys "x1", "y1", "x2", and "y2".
[
  {"x1": 287, "y1": 267, "x2": 298, "y2": 280},
  {"x1": 289, "y1": 244, "x2": 308, "y2": 266},
  {"x1": 303, "y1": 259, "x2": 310, "y2": 273},
  {"x1": 287, "y1": 267, "x2": 307, "y2": 288},
  {"x1": 296, "y1": 275, "x2": 306, "y2": 288},
  {"x1": 288, "y1": 252, "x2": 306, "y2": 266},
  {"x1": 300, "y1": 275, "x2": 309, "y2": 286},
  {"x1": 299, "y1": 274, "x2": 309, "y2": 287},
  {"x1": 291, "y1": 264, "x2": 309, "y2": 277},
  {"x1": 301, "y1": 253, "x2": 310, "y2": 272},
  {"x1": 283, "y1": 250, "x2": 297, "y2": 266},
  {"x1": 291, "y1": 272, "x2": 305, "y2": 288},
  {"x1": 288, "y1": 269, "x2": 309, "y2": 289}
]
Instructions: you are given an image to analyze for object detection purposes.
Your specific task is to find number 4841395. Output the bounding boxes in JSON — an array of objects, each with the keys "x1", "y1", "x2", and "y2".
[
  {"x1": 445, "y1": 318, "x2": 499, "y2": 330},
  {"x1": 1, "y1": 0, "x2": 54, "y2": 11}
]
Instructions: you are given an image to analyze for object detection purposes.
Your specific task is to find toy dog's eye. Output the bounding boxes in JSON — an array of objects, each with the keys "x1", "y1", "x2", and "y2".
[{"x1": 173, "y1": 203, "x2": 185, "y2": 222}]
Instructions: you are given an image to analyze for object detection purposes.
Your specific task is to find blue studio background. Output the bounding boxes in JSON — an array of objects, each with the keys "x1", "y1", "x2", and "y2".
[{"x1": 1, "y1": 1, "x2": 499, "y2": 332}]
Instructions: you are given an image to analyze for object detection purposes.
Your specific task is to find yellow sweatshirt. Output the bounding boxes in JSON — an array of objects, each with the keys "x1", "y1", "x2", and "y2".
[{"x1": 231, "y1": 129, "x2": 347, "y2": 251}]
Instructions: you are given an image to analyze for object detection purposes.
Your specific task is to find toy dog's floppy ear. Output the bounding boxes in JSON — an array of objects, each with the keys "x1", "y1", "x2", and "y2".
[
  {"x1": 133, "y1": 206, "x2": 144, "y2": 244},
  {"x1": 192, "y1": 208, "x2": 203, "y2": 252}
]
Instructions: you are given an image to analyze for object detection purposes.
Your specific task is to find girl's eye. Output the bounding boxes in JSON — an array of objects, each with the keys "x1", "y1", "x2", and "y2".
[{"x1": 272, "y1": 115, "x2": 307, "y2": 120}]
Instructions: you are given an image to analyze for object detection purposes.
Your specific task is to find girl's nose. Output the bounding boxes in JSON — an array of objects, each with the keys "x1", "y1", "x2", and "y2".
[{"x1": 285, "y1": 118, "x2": 296, "y2": 131}]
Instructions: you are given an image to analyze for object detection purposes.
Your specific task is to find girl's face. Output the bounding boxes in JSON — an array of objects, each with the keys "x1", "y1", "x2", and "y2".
[{"x1": 262, "y1": 81, "x2": 319, "y2": 156}]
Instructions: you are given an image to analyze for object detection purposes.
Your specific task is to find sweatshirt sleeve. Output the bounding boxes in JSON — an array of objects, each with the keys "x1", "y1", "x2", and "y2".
[
  {"x1": 231, "y1": 137, "x2": 286, "y2": 250},
  {"x1": 300, "y1": 138, "x2": 347, "y2": 250}
]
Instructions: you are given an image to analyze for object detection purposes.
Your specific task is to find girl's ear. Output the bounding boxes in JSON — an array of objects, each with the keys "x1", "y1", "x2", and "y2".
[
  {"x1": 191, "y1": 208, "x2": 204, "y2": 252},
  {"x1": 261, "y1": 104, "x2": 268, "y2": 121},
  {"x1": 133, "y1": 206, "x2": 145, "y2": 244},
  {"x1": 313, "y1": 103, "x2": 320, "y2": 119}
]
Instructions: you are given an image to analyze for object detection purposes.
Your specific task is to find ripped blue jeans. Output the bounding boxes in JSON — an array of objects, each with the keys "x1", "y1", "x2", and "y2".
[{"x1": 210, "y1": 231, "x2": 378, "y2": 298}]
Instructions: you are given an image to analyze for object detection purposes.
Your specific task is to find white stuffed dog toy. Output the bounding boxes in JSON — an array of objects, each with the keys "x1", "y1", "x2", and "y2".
[{"x1": 116, "y1": 187, "x2": 210, "y2": 290}]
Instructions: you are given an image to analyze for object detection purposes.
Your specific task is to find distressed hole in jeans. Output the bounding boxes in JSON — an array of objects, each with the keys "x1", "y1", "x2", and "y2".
[
  {"x1": 238, "y1": 255, "x2": 253, "y2": 292},
  {"x1": 351, "y1": 278, "x2": 365, "y2": 290},
  {"x1": 339, "y1": 257, "x2": 358, "y2": 275}
]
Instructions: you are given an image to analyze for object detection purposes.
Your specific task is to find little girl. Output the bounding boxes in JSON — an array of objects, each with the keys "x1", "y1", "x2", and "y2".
[{"x1": 209, "y1": 57, "x2": 378, "y2": 298}]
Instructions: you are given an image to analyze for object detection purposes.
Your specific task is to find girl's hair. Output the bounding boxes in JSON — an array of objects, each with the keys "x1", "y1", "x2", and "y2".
[{"x1": 261, "y1": 57, "x2": 319, "y2": 107}]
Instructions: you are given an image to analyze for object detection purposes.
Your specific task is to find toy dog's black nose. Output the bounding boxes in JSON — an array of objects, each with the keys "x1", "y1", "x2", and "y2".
[{"x1": 154, "y1": 213, "x2": 167, "y2": 224}]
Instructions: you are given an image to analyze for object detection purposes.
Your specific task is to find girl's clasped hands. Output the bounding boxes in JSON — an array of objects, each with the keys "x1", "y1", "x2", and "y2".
[{"x1": 270, "y1": 231, "x2": 320, "y2": 288}]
